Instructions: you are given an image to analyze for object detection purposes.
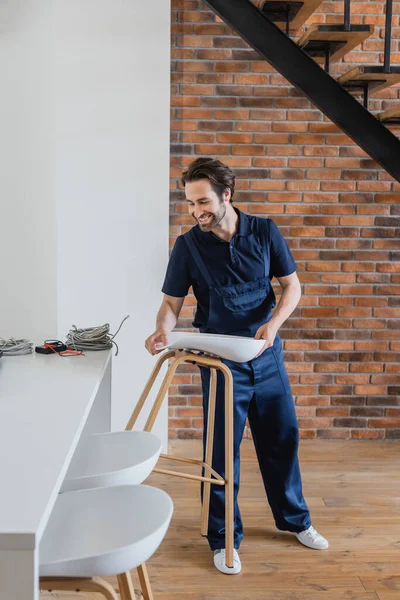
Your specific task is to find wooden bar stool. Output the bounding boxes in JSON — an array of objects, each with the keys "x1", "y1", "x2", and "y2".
[{"x1": 126, "y1": 350, "x2": 235, "y2": 569}]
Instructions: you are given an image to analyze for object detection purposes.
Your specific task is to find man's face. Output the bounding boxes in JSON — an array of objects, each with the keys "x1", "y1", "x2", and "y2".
[{"x1": 185, "y1": 179, "x2": 230, "y2": 232}]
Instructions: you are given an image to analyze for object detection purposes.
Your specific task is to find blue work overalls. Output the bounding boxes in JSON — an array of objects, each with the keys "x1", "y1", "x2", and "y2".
[{"x1": 184, "y1": 220, "x2": 311, "y2": 551}]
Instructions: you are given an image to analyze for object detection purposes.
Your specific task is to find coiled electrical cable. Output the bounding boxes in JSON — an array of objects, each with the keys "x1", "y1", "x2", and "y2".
[
  {"x1": 65, "y1": 315, "x2": 129, "y2": 356},
  {"x1": 0, "y1": 338, "x2": 33, "y2": 355}
]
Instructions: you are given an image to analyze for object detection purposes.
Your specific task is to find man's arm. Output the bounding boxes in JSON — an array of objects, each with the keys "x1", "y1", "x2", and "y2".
[
  {"x1": 145, "y1": 294, "x2": 185, "y2": 355},
  {"x1": 254, "y1": 272, "x2": 301, "y2": 354}
]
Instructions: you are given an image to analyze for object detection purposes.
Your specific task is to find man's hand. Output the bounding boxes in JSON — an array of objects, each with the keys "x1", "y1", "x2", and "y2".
[
  {"x1": 145, "y1": 330, "x2": 170, "y2": 355},
  {"x1": 254, "y1": 322, "x2": 278, "y2": 358}
]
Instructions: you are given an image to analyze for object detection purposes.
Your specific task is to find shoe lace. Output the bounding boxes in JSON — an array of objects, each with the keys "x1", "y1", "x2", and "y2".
[
  {"x1": 215, "y1": 549, "x2": 239, "y2": 561},
  {"x1": 304, "y1": 526, "x2": 318, "y2": 540}
]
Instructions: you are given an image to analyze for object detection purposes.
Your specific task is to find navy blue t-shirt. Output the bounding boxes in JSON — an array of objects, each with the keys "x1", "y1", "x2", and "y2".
[{"x1": 162, "y1": 209, "x2": 297, "y2": 332}]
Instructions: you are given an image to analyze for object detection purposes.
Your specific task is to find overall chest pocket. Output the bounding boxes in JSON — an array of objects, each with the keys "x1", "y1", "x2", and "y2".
[{"x1": 214, "y1": 277, "x2": 269, "y2": 312}]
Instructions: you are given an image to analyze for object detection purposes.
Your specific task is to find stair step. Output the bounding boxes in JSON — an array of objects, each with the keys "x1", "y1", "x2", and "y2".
[
  {"x1": 258, "y1": 0, "x2": 323, "y2": 31},
  {"x1": 298, "y1": 24, "x2": 373, "y2": 63},
  {"x1": 377, "y1": 107, "x2": 400, "y2": 124},
  {"x1": 338, "y1": 66, "x2": 400, "y2": 94}
]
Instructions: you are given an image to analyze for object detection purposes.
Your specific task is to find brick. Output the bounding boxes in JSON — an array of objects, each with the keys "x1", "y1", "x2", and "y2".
[
  {"x1": 351, "y1": 430, "x2": 385, "y2": 439},
  {"x1": 375, "y1": 194, "x2": 400, "y2": 204},
  {"x1": 355, "y1": 386, "x2": 387, "y2": 395},
  {"x1": 235, "y1": 121, "x2": 272, "y2": 132},
  {"x1": 217, "y1": 133, "x2": 252, "y2": 144},
  {"x1": 338, "y1": 308, "x2": 371, "y2": 318},
  {"x1": 250, "y1": 180, "x2": 285, "y2": 189},
  {"x1": 340, "y1": 216, "x2": 375, "y2": 226},
  {"x1": 271, "y1": 169, "x2": 304, "y2": 180},
  {"x1": 307, "y1": 261, "x2": 340, "y2": 272},
  {"x1": 320, "y1": 385, "x2": 352, "y2": 395},
  {"x1": 196, "y1": 73, "x2": 233, "y2": 84},
  {"x1": 321, "y1": 182, "x2": 356, "y2": 191},
  {"x1": 194, "y1": 144, "x2": 230, "y2": 154},
  {"x1": 334, "y1": 417, "x2": 367, "y2": 428},
  {"x1": 177, "y1": 429, "x2": 202, "y2": 439},
  {"x1": 371, "y1": 375, "x2": 400, "y2": 385},
  {"x1": 317, "y1": 429, "x2": 350, "y2": 439},
  {"x1": 215, "y1": 61, "x2": 250, "y2": 72},
  {"x1": 298, "y1": 418, "x2": 332, "y2": 428},
  {"x1": 178, "y1": 35, "x2": 214, "y2": 47},
  {"x1": 331, "y1": 396, "x2": 365, "y2": 407},
  {"x1": 307, "y1": 169, "x2": 341, "y2": 180},
  {"x1": 299, "y1": 430, "x2": 317, "y2": 439},
  {"x1": 304, "y1": 193, "x2": 339, "y2": 204},
  {"x1": 290, "y1": 227, "x2": 325, "y2": 237},
  {"x1": 198, "y1": 120, "x2": 234, "y2": 131},
  {"x1": 267, "y1": 193, "x2": 302, "y2": 203},
  {"x1": 296, "y1": 396, "x2": 330, "y2": 406},
  {"x1": 253, "y1": 133, "x2": 290, "y2": 144},
  {"x1": 272, "y1": 122, "x2": 308, "y2": 132},
  {"x1": 368, "y1": 418, "x2": 400, "y2": 428},
  {"x1": 321, "y1": 274, "x2": 355, "y2": 284},
  {"x1": 314, "y1": 363, "x2": 348, "y2": 373},
  {"x1": 304, "y1": 146, "x2": 339, "y2": 157},
  {"x1": 317, "y1": 407, "x2": 350, "y2": 417},
  {"x1": 303, "y1": 217, "x2": 339, "y2": 226},
  {"x1": 235, "y1": 74, "x2": 271, "y2": 85},
  {"x1": 340, "y1": 285, "x2": 374, "y2": 295}
]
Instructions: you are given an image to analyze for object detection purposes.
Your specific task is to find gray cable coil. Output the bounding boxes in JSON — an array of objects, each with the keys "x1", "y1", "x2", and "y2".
[{"x1": 65, "y1": 315, "x2": 129, "y2": 356}]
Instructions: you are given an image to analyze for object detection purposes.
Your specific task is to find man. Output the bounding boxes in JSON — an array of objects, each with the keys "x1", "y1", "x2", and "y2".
[{"x1": 145, "y1": 157, "x2": 328, "y2": 575}]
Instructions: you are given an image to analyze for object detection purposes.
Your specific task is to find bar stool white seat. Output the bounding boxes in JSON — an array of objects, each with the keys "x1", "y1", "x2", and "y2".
[
  {"x1": 61, "y1": 430, "x2": 162, "y2": 492},
  {"x1": 39, "y1": 485, "x2": 173, "y2": 599}
]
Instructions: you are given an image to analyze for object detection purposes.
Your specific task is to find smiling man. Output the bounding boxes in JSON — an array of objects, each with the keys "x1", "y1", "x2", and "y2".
[{"x1": 145, "y1": 157, "x2": 328, "y2": 574}]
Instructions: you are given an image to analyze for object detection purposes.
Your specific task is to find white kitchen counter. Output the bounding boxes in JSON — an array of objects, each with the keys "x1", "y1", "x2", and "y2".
[{"x1": 0, "y1": 349, "x2": 112, "y2": 600}]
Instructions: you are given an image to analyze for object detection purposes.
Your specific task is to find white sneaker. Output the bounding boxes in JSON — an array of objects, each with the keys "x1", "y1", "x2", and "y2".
[
  {"x1": 296, "y1": 526, "x2": 329, "y2": 550},
  {"x1": 213, "y1": 549, "x2": 241, "y2": 574}
]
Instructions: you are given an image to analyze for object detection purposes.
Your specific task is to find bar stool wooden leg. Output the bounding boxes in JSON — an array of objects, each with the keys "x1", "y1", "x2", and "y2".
[
  {"x1": 126, "y1": 351, "x2": 175, "y2": 431},
  {"x1": 40, "y1": 577, "x2": 119, "y2": 600},
  {"x1": 143, "y1": 359, "x2": 181, "y2": 432},
  {"x1": 117, "y1": 571, "x2": 141, "y2": 600},
  {"x1": 137, "y1": 563, "x2": 154, "y2": 600},
  {"x1": 201, "y1": 367, "x2": 217, "y2": 536},
  {"x1": 222, "y1": 364, "x2": 234, "y2": 569}
]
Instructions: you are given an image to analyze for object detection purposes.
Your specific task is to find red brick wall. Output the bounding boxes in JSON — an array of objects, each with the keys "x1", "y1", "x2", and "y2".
[{"x1": 168, "y1": 0, "x2": 400, "y2": 440}]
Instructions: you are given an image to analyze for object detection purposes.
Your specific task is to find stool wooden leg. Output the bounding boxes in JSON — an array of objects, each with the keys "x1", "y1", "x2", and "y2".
[
  {"x1": 201, "y1": 367, "x2": 217, "y2": 536},
  {"x1": 126, "y1": 351, "x2": 175, "y2": 431},
  {"x1": 40, "y1": 577, "x2": 119, "y2": 600},
  {"x1": 137, "y1": 563, "x2": 154, "y2": 600},
  {"x1": 222, "y1": 365, "x2": 234, "y2": 568},
  {"x1": 143, "y1": 359, "x2": 181, "y2": 432},
  {"x1": 117, "y1": 571, "x2": 142, "y2": 600}
]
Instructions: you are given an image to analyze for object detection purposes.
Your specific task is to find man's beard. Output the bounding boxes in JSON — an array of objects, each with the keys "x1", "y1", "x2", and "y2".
[{"x1": 194, "y1": 202, "x2": 227, "y2": 232}]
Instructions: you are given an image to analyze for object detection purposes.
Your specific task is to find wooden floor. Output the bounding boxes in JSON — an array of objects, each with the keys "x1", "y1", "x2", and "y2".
[{"x1": 41, "y1": 439, "x2": 400, "y2": 600}]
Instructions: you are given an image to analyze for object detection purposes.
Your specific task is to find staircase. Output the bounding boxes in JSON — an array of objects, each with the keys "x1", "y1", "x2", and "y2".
[{"x1": 203, "y1": 0, "x2": 400, "y2": 182}]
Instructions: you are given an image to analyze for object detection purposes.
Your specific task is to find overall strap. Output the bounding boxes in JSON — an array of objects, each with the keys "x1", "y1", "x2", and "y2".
[
  {"x1": 183, "y1": 229, "x2": 214, "y2": 287},
  {"x1": 259, "y1": 218, "x2": 270, "y2": 279}
]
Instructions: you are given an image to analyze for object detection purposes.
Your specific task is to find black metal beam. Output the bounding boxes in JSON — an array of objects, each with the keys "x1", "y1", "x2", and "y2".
[
  {"x1": 384, "y1": 0, "x2": 393, "y2": 72},
  {"x1": 203, "y1": 0, "x2": 400, "y2": 182},
  {"x1": 344, "y1": 0, "x2": 351, "y2": 31}
]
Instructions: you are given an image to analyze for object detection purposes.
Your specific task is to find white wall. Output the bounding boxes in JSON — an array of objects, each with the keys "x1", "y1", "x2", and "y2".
[
  {"x1": 0, "y1": 2, "x2": 56, "y2": 341},
  {"x1": 0, "y1": 0, "x2": 171, "y2": 448}
]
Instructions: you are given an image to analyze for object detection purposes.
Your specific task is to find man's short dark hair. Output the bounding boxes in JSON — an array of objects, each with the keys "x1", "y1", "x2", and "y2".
[{"x1": 181, "y1": 157, "x2": 235, "y2": 203}]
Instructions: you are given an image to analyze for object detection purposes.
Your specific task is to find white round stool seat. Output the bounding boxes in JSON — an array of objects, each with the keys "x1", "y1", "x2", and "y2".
[
  {"x1": 164, "y1": 332, "x2": 265, "y2": 362},
  {"x1": 61, "y1": 430, "x2": 162, "y2": 492},
  {"x1": 39, "y1": 485, "x2": 173, "y2": 577}
]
